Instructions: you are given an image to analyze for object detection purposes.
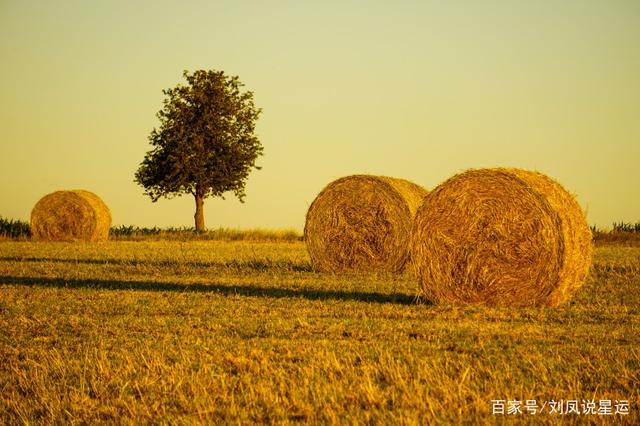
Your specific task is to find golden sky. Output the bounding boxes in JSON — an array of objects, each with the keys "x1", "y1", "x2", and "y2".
[{"x1": 1, "y1": 1, "x2": 638, "y2": 230}]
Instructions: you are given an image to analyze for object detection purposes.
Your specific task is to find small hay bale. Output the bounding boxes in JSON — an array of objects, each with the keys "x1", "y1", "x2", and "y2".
[
  {"x1": 30, "y1": 190, "x2": 112, "y2": 242},
  {"x1": 411, "y1": 168, "x2": 593, "y2": 307},
  {"x1": 304, "y1": 175, "x2": 428, "y2": 273}
]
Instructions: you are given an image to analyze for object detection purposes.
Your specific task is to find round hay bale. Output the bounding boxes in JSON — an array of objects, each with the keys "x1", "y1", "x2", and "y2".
[
  {"x1": 30, "y1": 190, "x2": 112, "y2": 242},
  {"x1": 304, "y1": 175, "x2": 428, "y2": 273},
  {"x1": 411, "y1": 168, "x2": 592, "y2": 307}
]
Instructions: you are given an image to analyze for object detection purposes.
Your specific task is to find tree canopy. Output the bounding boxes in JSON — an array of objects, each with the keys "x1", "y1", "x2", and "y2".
[{"x1": 135, "y1": 70, "x2": 263, "y2": 230}]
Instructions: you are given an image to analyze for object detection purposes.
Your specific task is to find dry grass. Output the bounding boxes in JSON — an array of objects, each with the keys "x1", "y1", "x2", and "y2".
[
  {"x1": 30, "y1": 190, "x2": 111, "y2": 242},
  {"x1": 304, "y1": 175, "x2": 427, "y2": 273},
  {"x1": 0, "y1": 240, "x2": 637, "y2": 424},
  {"x1": 412, "y1": 168, "x2": 592, "y2": 307}
]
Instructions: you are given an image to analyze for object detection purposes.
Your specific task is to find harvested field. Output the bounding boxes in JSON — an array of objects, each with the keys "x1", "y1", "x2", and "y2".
[{"x1": 0, "y1": 240, "x2": 637, "y2": 423}]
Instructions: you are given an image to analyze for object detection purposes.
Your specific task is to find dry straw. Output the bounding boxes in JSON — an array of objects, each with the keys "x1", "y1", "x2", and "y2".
[
  {"x1": 30, "y1": 190, "x2": 112, "y2": 242},
  {"x1": 304, "y1": 175, "x2": 428, "y2": 273},
  {"x1": 411, "y1": 168, "x2": 592, "y2": 307}
]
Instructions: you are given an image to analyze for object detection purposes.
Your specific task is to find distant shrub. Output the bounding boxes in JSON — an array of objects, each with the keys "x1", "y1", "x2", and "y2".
[
  {"x1": 612, "y1": 222, "x2": 640, "y2": 233},
  {"x1": 109, "y1": 226, "x2": 301, "y2": 242},
  {"x1": 110, "y1": 225, "x2": 162, "y2": 237},
  {"x1": 592, "y1": 222, "x2": 640, "y2": 246},
  {"x1": 0, "y1": 217, "x2": 31, "y2": 239}
]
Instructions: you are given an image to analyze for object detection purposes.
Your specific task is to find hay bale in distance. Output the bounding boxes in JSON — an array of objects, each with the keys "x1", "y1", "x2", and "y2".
[
  {"x1": 411, "y1": 168, "x2": 592, "y2": 307},
  {"x1": 30, "y1": 190, "x2": 112, "y2": 242},
  {"x1": 304, "y1": 175, "x2": 428, "y2": 273}
]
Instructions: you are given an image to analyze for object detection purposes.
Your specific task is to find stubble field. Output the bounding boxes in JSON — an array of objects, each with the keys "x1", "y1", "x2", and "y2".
[{"x1": 0, "y1": 240, "x2": 638, "y2": 424}]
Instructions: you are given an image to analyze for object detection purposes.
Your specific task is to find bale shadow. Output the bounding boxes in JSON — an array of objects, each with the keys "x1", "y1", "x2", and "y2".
[
  {"x1": 0, "y1": 256, "x2": 314, "y2": 273},
  {"x1": 0, "y1": 275, "x2": 419, "y2": 306}
]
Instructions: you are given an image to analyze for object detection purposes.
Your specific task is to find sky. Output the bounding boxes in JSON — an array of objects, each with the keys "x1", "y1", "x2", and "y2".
[{"x1": 1, "y1": 0, "x2": 638, "y2": 231}]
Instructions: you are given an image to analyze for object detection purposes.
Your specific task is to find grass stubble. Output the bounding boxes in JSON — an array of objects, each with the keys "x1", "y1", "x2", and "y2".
[{"x1": 0, "y1": 240, "x2": 638, "y2": 424}]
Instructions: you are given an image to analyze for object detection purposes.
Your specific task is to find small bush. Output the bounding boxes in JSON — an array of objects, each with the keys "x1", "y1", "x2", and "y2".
[
  {"x1": 592, "y1": 222, "x2": 640, "y2": 246},
  {"x1": 110, "y1": 225, "x2": 162, "y2": 237},
  {"x1": 612, "y1": 222, "x2": 640, "y2": 233},
  {"x1": 0, "y1": 217, "x2": 31, "y2": 239}
]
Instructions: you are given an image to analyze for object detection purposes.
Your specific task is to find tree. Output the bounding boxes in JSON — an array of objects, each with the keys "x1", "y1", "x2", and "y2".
[{"x1": 135, "y1": 70, "x2": 263, "y2": 231}]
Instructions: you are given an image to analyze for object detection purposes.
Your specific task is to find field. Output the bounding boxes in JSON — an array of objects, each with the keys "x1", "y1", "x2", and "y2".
[{"x1": 1, "y1": 239, "x2": 638, "y2": 424}]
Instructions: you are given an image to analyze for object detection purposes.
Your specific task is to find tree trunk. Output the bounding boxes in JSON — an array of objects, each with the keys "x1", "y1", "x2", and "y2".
[{"x1": 194, "y1": 192, "x2": 205, "y2": 232}]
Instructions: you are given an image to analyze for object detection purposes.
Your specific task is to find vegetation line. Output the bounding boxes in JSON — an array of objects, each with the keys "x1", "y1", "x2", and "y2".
[{"x1": 2, "y1": 216, "x2": 640, "y2": 244}]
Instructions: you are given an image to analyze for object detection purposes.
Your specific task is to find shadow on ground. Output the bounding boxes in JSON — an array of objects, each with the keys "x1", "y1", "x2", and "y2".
[
  {"x1": 0, "y1": 275, "x2": 420, "y2": 306},
  {"x1": 0, "y1": 256, "x2": 313, "y2": 272}
]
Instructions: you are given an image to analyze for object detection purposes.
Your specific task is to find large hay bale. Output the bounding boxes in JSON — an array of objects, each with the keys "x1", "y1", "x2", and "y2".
[
  {"x1": 411, "y1": 168, "x2": 593, "y2": 307},
  {"x1": 304, "y1": 175, "x2": 428, "y2": 273},
  {"x1": 30, "y1": 190, "x2": 112, "y2": 242}
]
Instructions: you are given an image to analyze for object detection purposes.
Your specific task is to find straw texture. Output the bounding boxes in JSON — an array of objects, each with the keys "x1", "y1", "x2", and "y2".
[
  {"x1": 305, "y1": 175, "x2": 427, "y2": 273},
  {"x1": 30, "y1": 190, "x2": 111, "y2": 242},
  {"x1": 411, "y1": 168, "x2": 592, "y2": 307}
]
